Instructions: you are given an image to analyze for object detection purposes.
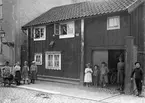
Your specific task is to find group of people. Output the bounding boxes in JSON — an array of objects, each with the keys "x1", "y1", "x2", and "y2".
[
  {"x1": 84, "y1": 62, "x2": 109, "y2": 88},
  {"x1": 84, "y1": 58, "x2": 144, "y2": 96},
  {"x1": 1, "y1": 61, "x2": 38, "y2": 86}
]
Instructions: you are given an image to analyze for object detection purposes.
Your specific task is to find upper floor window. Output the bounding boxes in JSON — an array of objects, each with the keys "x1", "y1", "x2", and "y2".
[
  {"x1": 54, "y1": 21, "x2": 75, "y2": 39},
  {"x1": 107, "y1": 16, "x2": 120, "y2": 30},
  {"x1": 33, "y1": 26, "x2": 46, "y2": 41}
]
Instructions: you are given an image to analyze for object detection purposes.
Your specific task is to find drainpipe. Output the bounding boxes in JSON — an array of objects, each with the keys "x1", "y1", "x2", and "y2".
[{"x1": 80, "y1": 19, "x2": 84, "y2": 84}]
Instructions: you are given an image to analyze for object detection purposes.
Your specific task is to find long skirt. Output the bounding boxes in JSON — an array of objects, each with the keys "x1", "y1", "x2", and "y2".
[
  {"x1": 117, "y1": 70, "x2": 125, "y2": 84},
  {"x1": 3, "y1": 74, "x2": 13, "y2": 82},
  {"x1": 93, "y1": 75, "x2": 100, "y2": 85},
  {"x1": 30, "y1": 71, "x2": 37, "y2": 80},
  {"x1": 15, "y1": 71, "x2": 21, "y2": 81},
  {"x1": 22, "y1": 72, "x2": 29, "y2": 81},
  {"x1": 84, "y1": 73, "x2": 92, "y2": 83}
]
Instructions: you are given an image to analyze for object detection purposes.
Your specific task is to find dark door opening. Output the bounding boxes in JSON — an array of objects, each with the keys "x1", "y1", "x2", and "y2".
[{"x1": 108, "y1": 50, "x2": 125, "y2": 84}]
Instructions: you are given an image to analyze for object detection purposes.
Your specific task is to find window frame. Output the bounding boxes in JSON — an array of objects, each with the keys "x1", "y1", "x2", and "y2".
[
  {"x1": 107, "y1": 16, "x2": 120, "y2": 30},
  {"x1": 33, "y1": 26, "x2": 46, "y2": 41},
  {"x1": 34, "y1": 53, "x2": 42, "y2": 65},
  {"x1": 45, "y1": 51, "x2": 61, "y2": 70},
  {"x1": 54, "y1": 21, "x2": 75, "y2": 39}
]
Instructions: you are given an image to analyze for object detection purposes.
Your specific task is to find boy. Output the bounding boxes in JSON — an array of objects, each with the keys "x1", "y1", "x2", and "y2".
[{"x1": 131, "y1": 62, "x2": 143, "y2": 96}]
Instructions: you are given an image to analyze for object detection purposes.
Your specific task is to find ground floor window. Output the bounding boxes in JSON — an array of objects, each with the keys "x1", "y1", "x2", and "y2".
[
  {"x1": 45, "y1": 51, "x2": 61, "y2": 70},
  {"x1": 34, "y1": 53, "x2": 42, "y2": 65}
]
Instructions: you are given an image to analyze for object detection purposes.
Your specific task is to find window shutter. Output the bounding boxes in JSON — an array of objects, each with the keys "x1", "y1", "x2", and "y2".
[
  {"x1": 54, "y1": 24, "x2": 60, "y2": 35},
  {"x1": 67, "y1": 22, "x2": 74, "y2": 34}
]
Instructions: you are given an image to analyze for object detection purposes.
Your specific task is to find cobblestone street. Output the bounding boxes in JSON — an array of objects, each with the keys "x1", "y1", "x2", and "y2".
[{"x1": 0, "y1": 86, "x2": 103, "y2": 103}]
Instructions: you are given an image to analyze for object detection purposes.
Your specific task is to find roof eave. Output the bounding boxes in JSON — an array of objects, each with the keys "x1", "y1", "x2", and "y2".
[{"x1": 127, "y1": 0, "x2": 145, "y2": 13}]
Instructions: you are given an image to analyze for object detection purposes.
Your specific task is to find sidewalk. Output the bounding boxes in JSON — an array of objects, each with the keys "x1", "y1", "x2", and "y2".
[{"x1": 18, "y1": 81, "x2": 145, "y2": 103}]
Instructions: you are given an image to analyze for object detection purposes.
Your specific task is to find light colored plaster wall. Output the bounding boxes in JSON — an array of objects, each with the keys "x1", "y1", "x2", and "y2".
[{"x1": 0, "y1": 0, "x2": 17, "y2": 65}]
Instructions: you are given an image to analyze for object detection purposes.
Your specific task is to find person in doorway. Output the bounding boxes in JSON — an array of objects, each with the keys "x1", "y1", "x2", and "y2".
[
  {"x1": 22, "y1": 61, "x2": 30, "y2": 84},
  {"x1": 14, "y1": 62, "x2": 21, "y2": 85},
  {"x1": 131, "y1": 62, "x2": 143, "y2": 96},
  {"x1": 92, "y1": 65, "x2": 100, "y2": 86},
  {"x1": 84, "y1": 63, "x2": 93, "y2": 87},
  {"x1": 117, "y1": 57, "x2": 125, "y2": 92},
  {"x1": 100, "y1": 62, "x2": 109, "y2": 87},
  {"x1": 30, "y1": 61, "x2": 38, "y2": 84}
]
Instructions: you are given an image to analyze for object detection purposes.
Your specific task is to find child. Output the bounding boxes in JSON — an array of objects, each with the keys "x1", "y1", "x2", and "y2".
[
  {"x1": 93, "y1": 65, "x2": 100, "y2": 86},
  {"x1": 2, "y1": 61, "x2": 13, "y2": 86},
  {"x1": 14, "y1": 62, "x2": 21, "y2": 85},
  {"x1": 22, "y1": 61, "x2": 30, "y2": 84},
  {"x1": 100, "y1": 62, "x2": 109, "y2": 87},
  {"x1": 131, "y1": 62, "x2": 143, "y2": 96},
  {"x1": 84, "y1": 63, "x2": 93, "y2": 87},
  {"x1": 30, "y1": 61, "x2": 38, "y2": 84}
]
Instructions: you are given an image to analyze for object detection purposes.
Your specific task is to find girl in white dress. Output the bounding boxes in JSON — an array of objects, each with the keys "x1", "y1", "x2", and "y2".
[{"x1": 84, "y1": 63, "x2": 93, "y2": 87}]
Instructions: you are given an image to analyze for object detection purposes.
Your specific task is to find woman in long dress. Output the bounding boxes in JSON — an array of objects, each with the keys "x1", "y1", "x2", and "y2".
[
  {"x1": 14, "y1": 62, "x2": 21, "y2": 85},
  {"x1": 30, "y1": 61, "x2": 38, "y2": 84},
  {"x1": 100, "y1": 62, "x2": 109, "y2": 87},
  {"x1": 84, "y1": 63, "x2": 93, "y2": 87},
  {"x1": 22, "y1": 61, "x2": 30, "y2": 84}
]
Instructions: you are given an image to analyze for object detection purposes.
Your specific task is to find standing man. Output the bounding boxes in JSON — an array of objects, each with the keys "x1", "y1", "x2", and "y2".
[
  {"x1": 131, "y1": 62, "x2": 143, "y2": 96},
  {"x1": 14, "y1": 62, "x2": 21, "y2": 85},
  {"x1": 117, "y1": 57, "x2": 125, "y2": 92}
]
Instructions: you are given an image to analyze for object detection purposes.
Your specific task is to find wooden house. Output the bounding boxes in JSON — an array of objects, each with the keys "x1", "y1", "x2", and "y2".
[{"x1": 22, "y1": 0, "x2": 145, "y2": 91}]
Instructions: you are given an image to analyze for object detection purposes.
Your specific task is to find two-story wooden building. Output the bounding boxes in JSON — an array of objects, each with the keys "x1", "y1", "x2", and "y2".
[{"x1": 22, "y1": 0, "x2": 145, "y2": 92}]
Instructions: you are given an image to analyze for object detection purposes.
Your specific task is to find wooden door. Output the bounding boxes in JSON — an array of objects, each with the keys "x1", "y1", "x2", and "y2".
[{"x1": 92, "y1": 50, "x2": 108, "y2": 67}]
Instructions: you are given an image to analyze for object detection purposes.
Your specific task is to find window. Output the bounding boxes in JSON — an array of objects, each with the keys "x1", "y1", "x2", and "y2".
[
  {"x1": 45, "y1": 52, "x2": 61, "y2": 70},
  {"x1": 107, "y1": 16, "x2": 120, "y2": 30},
  {"x1": 33, "y1": 26, "x2": 46, "y2": 41},
  {"x1": 54, "y1": 21, "x2": 75, "y2": 39},
  {"x1": 34, "y1": 53, "x2": 42, "y2": 65}
]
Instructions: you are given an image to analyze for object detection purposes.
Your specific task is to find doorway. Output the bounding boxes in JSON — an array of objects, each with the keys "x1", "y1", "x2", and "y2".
[{"x1": 92, "y1": 49, "x2": 125, "y2": 85}]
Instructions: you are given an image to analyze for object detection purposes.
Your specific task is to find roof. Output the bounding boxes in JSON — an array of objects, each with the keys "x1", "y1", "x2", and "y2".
[{"x1": 22, "y1": 0, "x2": 144, "y2": 28}]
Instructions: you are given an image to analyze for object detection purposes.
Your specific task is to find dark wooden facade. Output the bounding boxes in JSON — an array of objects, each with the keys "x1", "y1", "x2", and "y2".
[
  {"x1": 130, "y1": 4, "x2": 144, "y2": 69},
  {"x1": 84, "y1": 11, "x2": 129, "y2": 64},
  {"x1": 27, "y1": 20, "x2": 81, "y2": 80},
  {"x1": 84, "y1": 4, "x2": 144, "y2": 68}
]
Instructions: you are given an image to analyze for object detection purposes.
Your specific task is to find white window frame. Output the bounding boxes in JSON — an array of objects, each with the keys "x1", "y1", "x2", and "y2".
[
  {"x1": 45, "y1": 51, "x2": 61, "y2": 70},
  {"x1": 54, "y1": 21, "x2": 75, "y2": 39},
  {"x1": 34, "y1": 53, "x2": 42, "y2": 65},
  {"x1": 107, "y1": 16, "x2": 120, "y2": 30},
  {"x1": 33, "y1": 26, "x2": 46, "y2": 41}
]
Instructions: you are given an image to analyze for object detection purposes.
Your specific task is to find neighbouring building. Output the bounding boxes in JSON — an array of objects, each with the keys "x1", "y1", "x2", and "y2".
[
  {"x1": 22, "y1": 0, "x2": 145, "y2": 93},
  {"x1": 0, "y1": 0, "x2": 75, "y2": 66}
]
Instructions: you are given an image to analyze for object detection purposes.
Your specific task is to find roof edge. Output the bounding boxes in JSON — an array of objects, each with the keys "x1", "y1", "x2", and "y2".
[{"x1": 127, "y1": 0, "x2": 145, "y2": 13}]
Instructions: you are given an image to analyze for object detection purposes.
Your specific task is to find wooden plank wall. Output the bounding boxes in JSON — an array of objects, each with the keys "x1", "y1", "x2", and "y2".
[
  {"x1": 84, "y1": 12, "x2": 129, "y2": 64},
  {"x1": 27, "y1": 20, "x2": 81, "y2": 79}
]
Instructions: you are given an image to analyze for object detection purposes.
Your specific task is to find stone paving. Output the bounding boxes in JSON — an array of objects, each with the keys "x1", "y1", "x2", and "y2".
[{"x1": 0, "y1": 86, "x2": 104, "y2": 103}]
